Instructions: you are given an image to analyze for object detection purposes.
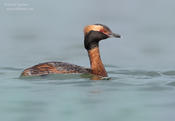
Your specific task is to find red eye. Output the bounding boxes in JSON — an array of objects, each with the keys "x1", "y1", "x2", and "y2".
[
  {"x1": 100, "y1": 29, "x2": 105, "y2": 33},
  {"x1": 100, "y1": 29, "x2": 109, "y2": 35}
]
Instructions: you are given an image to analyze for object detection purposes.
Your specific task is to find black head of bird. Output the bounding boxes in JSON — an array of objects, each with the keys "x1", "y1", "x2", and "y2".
[{"x1": 84, "y1": 24, "x2": 121, "y2": 50}]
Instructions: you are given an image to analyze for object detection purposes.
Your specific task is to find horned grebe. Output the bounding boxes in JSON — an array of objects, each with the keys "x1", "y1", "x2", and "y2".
[{"x1": 21, "y1": 24, "x2": 120, "y2": 77}]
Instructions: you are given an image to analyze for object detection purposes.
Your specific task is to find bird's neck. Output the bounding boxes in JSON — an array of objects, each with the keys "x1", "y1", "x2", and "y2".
[{"x1": 88, "y1": 47, "x2": 108, "y2": 77}]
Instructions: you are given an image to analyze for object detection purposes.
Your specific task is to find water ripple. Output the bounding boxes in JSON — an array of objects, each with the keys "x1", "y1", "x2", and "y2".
[
  {"x1": 105, "y1": 64, "x2": 119, "y2": 68},
  {"x1": 0, "y1": 72, "x2": 5, "y2": 75},
  {"x1": 109, "y1": 70, "x2": 161, "y2": 77},
  {"x1": 0, "y1": 67, "x2": 23, "y2": 71},
  {"x1": 138, "y1": 86, "x2": 172, "y2": 91},
  {"x1": 166, "y1": 81, "x2": 175, "y2": 87},
  {"x1": 162, "y1": 71, "x2": 175, "y2": 76}
]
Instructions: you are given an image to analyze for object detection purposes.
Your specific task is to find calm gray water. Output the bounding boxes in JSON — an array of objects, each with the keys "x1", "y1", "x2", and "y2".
[{"x1": 1, "y1": 0, "x2": 175, "y2": 121}]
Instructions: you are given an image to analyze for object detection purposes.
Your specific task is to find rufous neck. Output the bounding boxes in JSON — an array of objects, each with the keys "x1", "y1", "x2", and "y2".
[{"x1": 88, "y1": 47, "x2": 108, "y2": 77}]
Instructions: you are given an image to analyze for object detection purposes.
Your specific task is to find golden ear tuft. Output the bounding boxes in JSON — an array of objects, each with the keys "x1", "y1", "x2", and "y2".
[{"x1": 84, "y1": 25, "x2": 104, "y2": 35}]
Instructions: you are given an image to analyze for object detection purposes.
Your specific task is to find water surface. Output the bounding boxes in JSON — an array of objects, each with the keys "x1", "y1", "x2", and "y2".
[{"x1": 0, "y1": 0, "x2": 175, "y2": 121}]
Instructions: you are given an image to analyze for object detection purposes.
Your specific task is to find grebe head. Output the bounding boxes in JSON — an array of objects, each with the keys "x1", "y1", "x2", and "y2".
[{"x1": 84, "y1": 24, "x2": 121, "y2": 50}]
